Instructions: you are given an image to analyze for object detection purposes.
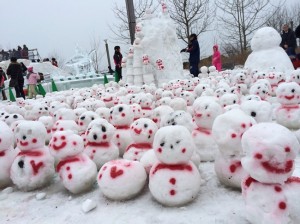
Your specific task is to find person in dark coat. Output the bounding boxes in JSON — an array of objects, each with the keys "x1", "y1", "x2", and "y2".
[
  {"x1": 16, "y1": 46, "x2": 22, "y2": 59},
  {"x1": 0, "y1": 67, "x2": 7, "y2": 100},
  {"x1": 113, "y1": 46, "x2": 123, "y2": 80},
  {"x1": 21, "y1": 44, "x2": 29, "y2": 59},
  {"x1": 280, "y1": 24, "x2": 297, "y2": 57},
  {"x1": 181, "y1": 33, "x2": 200, "y2": 77},
  {"x1": 295, "y1": 25, "x2": 300, "y2": 39},
  {"x1": 19, "y1": 62, "x2": 27, "y2": 98},
  {"x1": 6, "y1": 57, "x2": 23, "y2": 98}
]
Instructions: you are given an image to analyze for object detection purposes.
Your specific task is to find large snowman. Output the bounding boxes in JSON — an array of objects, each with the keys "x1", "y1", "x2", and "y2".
[{"x1": 244, "y1": 27, "x2": 294, "y2": 73}]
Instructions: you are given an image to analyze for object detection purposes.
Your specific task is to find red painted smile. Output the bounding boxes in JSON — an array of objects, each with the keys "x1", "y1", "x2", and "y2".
[
  {"x1": 285, "y1": 95, "x2": 295, "y2": 100},
  {"x1": 52, "y1": 142, "x2": 67, "y2": 151},
  {"x1": 262, "y1": 160, "x2": 293, "y2": 174},
  {"x1": 134, "y1": 128, "x2": 142, "y2": 135},
  {"x1": 20, "y1": 141, "x2": 29, "y2": 146}
]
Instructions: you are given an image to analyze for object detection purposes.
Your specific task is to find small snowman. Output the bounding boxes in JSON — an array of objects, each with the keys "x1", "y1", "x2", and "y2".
[
  {"x1": 110, "y1": 104, "x2": 134, "y2": 156},
  {"x1": 275, "y1": 82, "x2": 300, "y2": 129},
  {"x1": 49, "y1": 131, "x2": 97, "y2": 194},
  {"x1": 10, "y1": 121, "x2": 55, "y2": 191},
  {"x1": 0, "y1": 121, "x2": 19, "y2": 188},
  {"x1": 212, "y1": 109, "x2": 256, "y2": 189},
  {"x1": 192, "y1": 97, "x2": 223, "y2": 161},
  {"x1": 149, "y1": 125, "x2": 202, "y2": 206},
  {"x1": 123, "y1": 118, "x2": 158, "y2": 161},
  {"x1": 97, "y1": 159, "x2": 147, "y2": 200},
  {"x1": 38, "y1": 116, "x2": 54, "y2": 144},
  {"x1": 84, "y1": 119, "x2": 119, "y2": 169},
  {"x1": 241, "y1": 123, "x2": 300, "y2": 224},
  {"x1": 198, "y1": 66, "x2": 209, "y2": 78}
]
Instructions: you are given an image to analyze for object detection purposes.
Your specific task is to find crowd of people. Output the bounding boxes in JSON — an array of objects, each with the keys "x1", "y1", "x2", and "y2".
[{"x1": 0, "y1": 45, "x2": 29, "y2": 61}]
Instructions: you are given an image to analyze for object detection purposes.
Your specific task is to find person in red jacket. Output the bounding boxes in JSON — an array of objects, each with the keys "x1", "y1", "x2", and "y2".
[{"x1": 212, "y1": 44, "x2": 222, "y2": 71}]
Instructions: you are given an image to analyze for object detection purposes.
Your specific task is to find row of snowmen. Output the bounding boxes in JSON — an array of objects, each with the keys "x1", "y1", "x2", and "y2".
[{"x1": 1, "y1": 66, "x2": 300, "y2": 223}]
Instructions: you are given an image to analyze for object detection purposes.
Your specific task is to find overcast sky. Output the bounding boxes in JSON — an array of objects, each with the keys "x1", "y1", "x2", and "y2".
[{"x1": 0, "y1": 0, "x2": 298, "y2": 70}]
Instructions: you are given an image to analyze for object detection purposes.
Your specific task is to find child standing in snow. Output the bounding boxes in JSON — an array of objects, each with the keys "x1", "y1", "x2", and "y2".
[
  {"x1": 212, "y1": 45, "x2": 222, "y2": 71},
  {"x1": 26, "y1": 66, "x2": 40, "y2": 99}
]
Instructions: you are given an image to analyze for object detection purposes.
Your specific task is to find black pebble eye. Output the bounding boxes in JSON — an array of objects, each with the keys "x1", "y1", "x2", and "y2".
[
  {"x1": 110, "y1": 110, "x2": 113, "y2": 114},
  {"x1": 233, "y1": 100, "x2": 236, "y2": 104},
  {"x1": 291, "y1": 89, "x2": 295, "y2": 93},
  {"x1": 251, "y1": 111, "x2": 256, "y2": 117},
  {"x1": 18, "y1": 160, "x2": 24, "y2": 168},
  {"x1": 93, "y1": 134, "x2": 97, "y2": 140},
  {"x1": 101, "y1": 126, "x2": 106, "y2": 132},
  {"x1": 91, "y1": 117, "x2": 94, "y2": 120},
  {"x1": 205, "y1": 105, "x2": 208, "y2": 110},
  {"x1": 119, "y1": 107, "x2": 123, "y2": 112},
  {"x1": 5, "y1": 115, "x2": 9, "y2": 119},
  {"x1": 45, "y1": 107, "x2": 48, "y2": 110},
  {"x1": 80, "y1": 116, "x2": 85, "y2": 120},
  {"x1": 160, "y1": 142, "x2": 165, "y2": 147},
  {"x1": 40, "y1": 108, "x2": 42, "y2": 110},
  {"x1": 22, "y1": 135, "x2": 26, "y2": 140},
  {"x1": 13, "y1": 115, "x2": 18, "y2": 119},
  {"x1": 144, "y1": 124, "x2": 148, "y2": 128},
  {"x1": 176, "y1": 140, "x2": 180, "y2": 144}
]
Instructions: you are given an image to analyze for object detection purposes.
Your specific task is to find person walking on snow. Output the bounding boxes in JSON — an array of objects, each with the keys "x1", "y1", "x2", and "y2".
[
  {"x1": 181, "y1": 34, "x2": 200, "y2": 77},
  {"x1": 26, "y1": 66, "x2": 40, "y2": 99},
  {"x1": 113, "y1": 46, "x2": 123, "y2": 81},
  {"x1": 212, "y1": 44, "x2": 222, "y2": 71}
]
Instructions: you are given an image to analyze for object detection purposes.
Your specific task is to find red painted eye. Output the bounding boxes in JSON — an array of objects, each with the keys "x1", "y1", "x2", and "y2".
[{"x1": 61, "y1": 136, "x2": 66, "y2": 140}]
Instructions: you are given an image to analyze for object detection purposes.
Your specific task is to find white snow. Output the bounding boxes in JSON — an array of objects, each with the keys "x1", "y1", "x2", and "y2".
[
  {"x1": 36, "y1": 192, "x2": 47, "y2": 200},
  {"x1": 81, "y1": 199, "x2": 97, "y2": 213}
]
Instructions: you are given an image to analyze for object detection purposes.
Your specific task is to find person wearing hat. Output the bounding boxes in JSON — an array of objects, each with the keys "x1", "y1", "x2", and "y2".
[
  {"x1": 26, "y1": 66, "x2": 40, "y2": 99},
  {"x1": 181, "y1": 34, "x2": 200, "y2": 77},
  {"x1": 113, "y1": 46, "x2": 123, "y2": 81}
]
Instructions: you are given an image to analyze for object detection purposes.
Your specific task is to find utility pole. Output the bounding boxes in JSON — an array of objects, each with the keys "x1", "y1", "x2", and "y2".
[
  {"x1": 104, "y1": 39, "x2": 112, "y2": 72},
  {"x1": 125, "y1": 0, "x2": 136, "y2": 45}
]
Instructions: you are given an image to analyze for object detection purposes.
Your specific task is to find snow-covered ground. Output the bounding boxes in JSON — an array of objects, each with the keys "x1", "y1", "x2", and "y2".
[{"x1": 2, "y1": 157, "x2": 300, "y2": 224}]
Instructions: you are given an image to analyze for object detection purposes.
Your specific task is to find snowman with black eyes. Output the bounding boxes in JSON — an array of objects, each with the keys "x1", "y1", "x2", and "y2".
[
  {"x1": 275, "y1": 82, "x2": 300, "y2": 129},
  {"x1": 123, "y1": 118, "x2": 158, "y2": 161},
  {"x1": 110, "y1": 104, "x2": 134, "y2": 156}
]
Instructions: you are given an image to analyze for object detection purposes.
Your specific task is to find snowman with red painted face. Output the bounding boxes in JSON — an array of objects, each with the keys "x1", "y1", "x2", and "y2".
[
  {"x1": 241, "y1": 123, "x2": 300, "y2": 224},
  {"x1": 49, "y1": 130, "x2": 97, "y2": 194},
  {"x1": 275, "y1": 82, "x2": 300, "y2": 129},
  {"x1": 110, "y1": 104, "x2": 134, "y2": 156},
  {"x1": 0, "y1": 120, "x2": 19, "y2": 188},
  {"x1": 84, "y1": 119, "x2": 119, "y2": 169},
  {"x1": 212, "y1": 109, "x2": 256, "y2": 189},
  {"x1": 123, "y1": 118, "x2": 158, "y2": 161},
  {"x1": 10, "y1": 121, "x2": 55, "y2": 191},
  {"x1": 149, "y1": 125, "x2": 202, "y2": 206}
]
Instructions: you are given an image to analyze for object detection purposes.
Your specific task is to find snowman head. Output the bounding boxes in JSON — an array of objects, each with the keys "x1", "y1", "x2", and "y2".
[
  {"x1": 153, "y1": 125, "x2": 195, "y2": 164},
  {"x1": 276, "y1": 82, "x2": 300, "y2": 105},
  {"x1": 52, "y1": 120, "x2": 79, "y2": 134},
  {"x1": 241, "y1": 123, "x2": 299, "y2": 184},
  {"x1": 77, "y1": 111, "x2": 100, "y2": 132},
  {"x1": 15, "y1": 121, "x2": 46, "y2": 151},
  {"x1": 251, "y1": 27, "x2": 281, "y2": 51},
  {"x1": 240, "y1": 100, "x2": 272, "y2": 123},
  {"x1": 86, "y1": 119, "x2": 115, "y2": 144},
  {"x1": 151, "y1": 105, "x2": 174, "y2": 127},
  {"x1": 49, "y1": 130, "x2": 84, "y2": 159},
  {"x1": 219, "y1": 93, "x2": 239, "y2": 108},
  {"x1": 110, "y1": 104, "x2": 134, "y2": 126},
  {"x1": 130, "y1": 118, "x2": 158, "y2": 143}
]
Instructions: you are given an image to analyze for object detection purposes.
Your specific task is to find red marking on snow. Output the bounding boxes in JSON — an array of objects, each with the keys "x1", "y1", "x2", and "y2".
[
  {"x1": 66, "y1": 166, "x2": 70, "y2": 171},
  {"x1": 279, "y1": 202, "x2": 286, "y2": 210},
  {"x1": 61, "y1": 136, "x2": 66, "y2": 140},
  {"x1": 18, "y1": 151, "x2": 43, "y2": 157},
  {"x1": 56, "y1": 157, "x2": 80, "y2": 172},
  {"x1": 86, "y1": 142, "x2": 110, "y2": 147},
  {"x1": 103, "y1": 134, "x2": 107, "y2": 140},
  {"x1": 110, "y1": 166, "x2": 124, "y2": 179},
  {"x1": 169, "y1": 178, "x2": 176, "y2": 185},
  {"x1": 281, "y1": 105, "x2": 300, "y2": 111},
  {"x1": 117, "y1": 142, "x2": 121, "y2": 146},
  {"x1": 285, "y1": 147, "x2": 291, "y2": 152},
  {"x1": 103, "y1": 166, "x2": 107, "y2": 171},
  {"x1": 170, "y1": 189, "x2": 176, "y2": 196},
  {"x1": 134, "y1": 128, "x2": 142, "y2": 135},
  {"x1": 152, "y1": 118, "x2": 158, "y2": 123},
  {"x1": 249, "y1": 123, "x2": 253, "y2": 127},
  {"x1": 73, "y1": 141, "x2": 77, "y2": 146},
  {"x1": 93, "y1": 150, "x2": 96, "y2": 153},
  {"x1": 261, "y1": 160, "x2": 293, "y2": 174},
  {"x1": 116, "y1": 134, "x2": 120, "y2": 138},
  {"x1": 157, "y1": 148, "x2": 162, "y2": 153},
  {"x1": 30, "y1": 160, "x2": 44, "y2": 175},
  {"x1": 274, "y1": 186, "x2": 282, "y2": 192},
  {"x1": 152, "y1": 164, "x2": 193, "y2": 175},
  {"x1": 53, "y1": 137, "x2": 57, "y2": 142},
  {"x1": 103, "y1": 97, "x2": 113, "y2": 102},
  {"x1": 47, "y1": 130, "x2": 51, "y2": 134},
  {"x1": 134, "y1": 151, "x2": 138, "y2": 155},
  {"x1": 241, "y1": 123, "x2": 246, "y2": 128},
  {"x1": 126, "y1": 143, "x2": 152, "y2": 152},
  {"x1": 285, "y1": 95, "x2": 295, "y2": 100},
  {"x1": 229, "y1": 161, "x2": 241, "y2": 173},
  {"x1": 114, "y1": 125, "x2": 130, "y2": 130},
  {"x1": 182, "y1": 148, "x2": 186, "y2": 153},
  {"x1": 207, "y1": 114, "x2": 211, "y2": 117},
  {"x1": 285, "y1": 176, "x2": 300, "y2": 184},
  {"x1": 32, "y1": 138, "x2": 37, "y2": 143},
  {"x1": 195, "y1": 127, "x2": 211, "y2": 135},
  {"x1": 121, "y1": 113, "x2": 125, "y2": 117},
  {"x1": 231, "y1": 133, "x2": 237, "y2": 138},
  {"x1": 149, "y1": 129, "x2": 153, "y2": 134},
  {"x1": 19, "y1": 141, "x2": 29, "y2": 146},
  {"x1": 79, "y1": 122, "x2": 83, "y2": 126},
  {"x1": 195, "y1": 113, "x2": 202, "y2": 118},
  {"x1": 99, "y1": 174, "x2": 102, "y2": 179},
  {"x1": 52, "y1": 141, "x2": 67, "y2": 151},
  {"x1": 255, "y1": 153, "x2": 263, "y2": 159},
  {"x1": 59, "y1": 116, "x2": 62, "y2": 120},
  {"x1": 59, "y1": 128, "x2": 63, "y2": 131},
  {"x1": 244, "y1": 176, "x2": 257, "y2": 187},
  {"x1": 142, "y1": 107, "x2": 152, "y2": 110},
  {"x1": 0, "y1": 151, "x2": 5, "y2": 157},
  {"x1": 68, "y1": 174, "x2": 72, "y2": 180}
]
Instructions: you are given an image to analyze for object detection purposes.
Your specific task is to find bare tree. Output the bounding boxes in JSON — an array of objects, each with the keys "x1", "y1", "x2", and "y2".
[
  {"x1": 216, "y1": 0, "x2": 282, "y2": 54},
  {"x1": 167, "y1": 0, "x2": 215, "y2": 43},
  {"x1": 89, "y1": 36, "x2": 104, "y2": 73},
  {"x1": 110, "y1": 0, "x2": 158, "y2": 44}
]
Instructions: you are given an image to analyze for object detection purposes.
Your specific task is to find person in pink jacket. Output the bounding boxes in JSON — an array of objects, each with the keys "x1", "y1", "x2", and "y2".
[
  {"x1": 212, "y1": 44, "x2": 222, "y2": 71},
  {"x1": 26, "y1": 66, "x2": 40, "y2": 99}
]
